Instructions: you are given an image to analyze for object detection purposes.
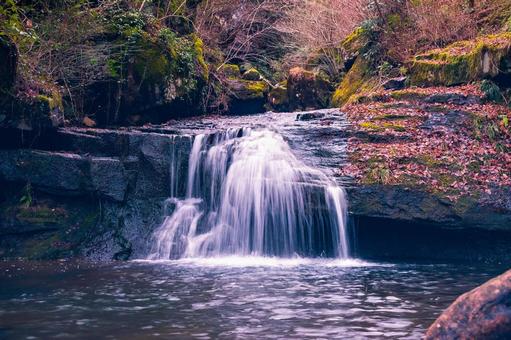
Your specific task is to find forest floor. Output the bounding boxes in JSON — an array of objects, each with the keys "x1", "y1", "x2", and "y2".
[{"x1": 339, "y1": 84, "x2": 511, "y2": 204}]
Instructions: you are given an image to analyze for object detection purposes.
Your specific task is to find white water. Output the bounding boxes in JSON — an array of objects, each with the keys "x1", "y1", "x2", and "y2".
[{"x1": 147, "y1": 128, "x2": 349, "y2": 260}]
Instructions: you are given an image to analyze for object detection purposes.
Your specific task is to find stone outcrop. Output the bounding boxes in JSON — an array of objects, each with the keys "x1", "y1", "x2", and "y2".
[
  {"x1": 220, "y1": 64, "x2": 270, "y2": 114},
  {"x1": 409, "y1": 33, "x2": 511, "y2": 87},
  {"x1": 426, "y1": 270, "x2": 511, "y2": 339},
  {"x1": 348, "y1": 185, "x2": 511, "y2": 231},
  {"x1": 267, "y1": 68, "x2": 333, "y2": 112},
  {"x1": 0, "y1": 127, "x2": 193, "y2": 259}
]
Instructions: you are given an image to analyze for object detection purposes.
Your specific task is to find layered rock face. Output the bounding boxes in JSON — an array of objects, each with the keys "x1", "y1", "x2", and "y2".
[
  {"x1": 426, "y1": 270, "x2": 511, "y2": 340},
  {"x1": 0, "y1": 127, "x2": 193, "y2": 259}
]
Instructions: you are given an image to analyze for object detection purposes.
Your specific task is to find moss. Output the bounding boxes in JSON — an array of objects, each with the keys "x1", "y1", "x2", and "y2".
[
  {"x1": 409, "y1": 33, "x2": 511, "y2": 87},
  {"x1": 35, "y1": 90, "x2": 63, "y2": 111},
  {"x1": 359, "y1": 121, "x2": 406, "y2": 132},
  {"x1": 192, "y1": 34, "x2": 209, "y2": 80},
  {"x1": 226, "y1": 78, "x2": 269, "y2": 101},
  {"x1": 242, "y1": 68, "x2": 261, "y2": 81},
  {"x1": 359, "y1": 121, "x2": 384, "y2": 131},
  {"x1": 342, "y1": 26, "x2": 368, "y2": 54},
  {"x1": 220, "y1": 64, "x2": 241, "y2": 78},
  {"x1": 332, "y1": 57, "x2": 377, "y2": 106}
]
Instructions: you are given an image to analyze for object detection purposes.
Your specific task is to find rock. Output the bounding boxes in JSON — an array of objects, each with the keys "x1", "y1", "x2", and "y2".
[
  {"x1": 426, "y1": 270, "x2": 511, "y2": 340},
  {"x1": 409, "y1": 33, "x2": 511, "y2": 87},
  {"x1": 90, "y1": 157, "x2": 128, "y2": 201},
  {"x1": 382, "y1": 77, "x2": 407, "y2": 90},
  {"x1": 267, "y1": 83, "x2": 289, "y2": 112},
  {"x1": 84, "y1": 28, "x2": 208, "y2": 125},
  {"x1": 220, "y1": 64, "x2": 241, "y2": 78},
  {"x1": 296, "y1": 112, "x2": 326, "y2": 121},
  {"x1": 225, "y1": 78, "x2": 270, "y2": 114},
  {"x1": 0, "y1": 36, "x2": 17, "y2": 90},
  {"x1": 287, "y1": 67, "x2": 332, "y2": 111},
  {"x1": 242, "y1": 68, "x2": 261, "y2": 81},
  {"x1": 0, "y1": 149, "x2": 129, "y2": 201},
  {"x1": 332, "y1": 57, "x2": 375, "y2": 107},
  {"x1": 347, "y1": 185, "x2": 511, "y2": 230},
  {"x1": 424, "y1": 93, "x2": 481, "y2": 105}
]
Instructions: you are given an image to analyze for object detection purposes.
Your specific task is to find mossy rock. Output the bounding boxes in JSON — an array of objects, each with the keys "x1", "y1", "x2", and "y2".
[
  {"x1": 87, "y1": 27, "x2": 208, "y2": 125},
  {"x1": 342, "y1": 26, "x2": 370, "y2": 55},
  {"x1": 220, "y1": 64, "x2": 241, "y2": 78},
  {"x1": 267, "y1": 82, "x2": 289, "y2": 112},
  {"x1": 332, "y1": 58, "x2": 377, "y2": 107},
  {"x1": 227, "y1": 79, "x2": 269, "y2": 100},
  {"x1": 409, "y1": 33, "x2": 511, "y2": 87},
  {"x1": 242, "y1": 68, "x2": 261, "y2": 81},
  {"x1": 225, "y1": 78, "x2": 270, "y2": 114},
  {"x1": 286, "y1": 67, "x2": 332, "y2": 110}
]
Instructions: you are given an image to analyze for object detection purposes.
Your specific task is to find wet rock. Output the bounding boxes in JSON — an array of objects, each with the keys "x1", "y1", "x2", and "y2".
[
  {"x1": 0, "y1": 149, "x2": 129, "y2": 201},
  {"x1": 347, "y1": 185, "x2": 511, "y2": 230},
  {"x1": 296, "y1": 112, "x2": 326, "y2": 121},
  {"x1": 426, "y1": 270, "x2": 511, "y2": 340},
  {"x1": 421, "y1": 109, "x2": 469, "y2": 131}
]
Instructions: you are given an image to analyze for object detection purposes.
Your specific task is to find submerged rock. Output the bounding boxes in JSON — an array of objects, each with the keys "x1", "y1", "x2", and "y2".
[{"x1": 426, "y1": 270, "x2": 511, "y2": 340}]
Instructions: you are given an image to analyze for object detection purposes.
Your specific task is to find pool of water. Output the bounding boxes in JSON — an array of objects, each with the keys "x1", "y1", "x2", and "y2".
[{"x1": 0, "y1": 258, "x2": 507, "y2": 339}]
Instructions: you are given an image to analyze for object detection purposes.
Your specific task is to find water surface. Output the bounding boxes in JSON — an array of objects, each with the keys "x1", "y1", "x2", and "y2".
[{"x1": 0, "y1": 259, "x2": 506, "y2": 339}]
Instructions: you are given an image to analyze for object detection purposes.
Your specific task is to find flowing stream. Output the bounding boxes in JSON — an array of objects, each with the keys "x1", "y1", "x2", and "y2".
[
  {"x1": 147, "y1": 126, "x2": 348, "y2": 260},
  {"x1": 1, "y1": 110, "x2": 506, "y2": 339}
]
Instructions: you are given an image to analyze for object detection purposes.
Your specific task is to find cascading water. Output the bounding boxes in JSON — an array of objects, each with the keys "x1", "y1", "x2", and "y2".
[{"x1": 147, "y1": 127, "x2": 349, "y2": 260}]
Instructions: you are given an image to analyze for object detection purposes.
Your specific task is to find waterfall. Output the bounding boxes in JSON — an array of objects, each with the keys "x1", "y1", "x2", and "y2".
[{"x1": 147, "y1": 128, "x2": 349, "y2": 260}]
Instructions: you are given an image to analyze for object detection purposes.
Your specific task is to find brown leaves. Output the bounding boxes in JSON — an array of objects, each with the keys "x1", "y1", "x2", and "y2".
[{"x1": 341, "y1": 84, "x2": 511, "y2": 201}]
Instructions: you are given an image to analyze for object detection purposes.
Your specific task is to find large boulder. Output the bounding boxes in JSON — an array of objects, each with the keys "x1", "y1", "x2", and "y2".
[
  {"x1": 220, "y1": 64, "x2": 270, "y2": 114},
  {"x1": 286, "y1": 67, "x2": 332, "y2": 111},
  {"x1": 409, "y1": 33, "x2": 511, "y2": 87},
  {"x1": 426, "y1": 270, "x2": 511, "y2": 339},
  {"x1": 268, "y1": 67, "x2": 333, "y2": 112}
]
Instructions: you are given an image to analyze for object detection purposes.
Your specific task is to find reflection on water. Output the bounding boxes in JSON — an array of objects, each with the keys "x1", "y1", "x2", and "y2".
[{"x1": 0, "y1": 259, "x2": 506, "y2": 339}]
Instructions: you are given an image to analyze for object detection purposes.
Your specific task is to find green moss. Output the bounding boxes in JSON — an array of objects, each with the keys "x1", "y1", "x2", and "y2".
[
  {"x1": 409, "y1": 33, "x2": 511, "y2": 86},
  {"x1": 192, "y1": 34, "x2": 209, "y2": 80},
  {"x1": 332, "y1": 57, "x2": 377, "y2": 106},
  {"x1": 35, "y1": 90, "x2": 63, "y2": 111},
  {"x1": 359, "y1": 121, "x2": 406, "y2": 132},
  {"x1": 359, "y1": 121, "x2": 384, "y2": 131},
  {"x1": 342, "y1": 27, "x2": 368, "y2": 54},
  {"x1": 242, "y1": 68, "x2": 261, "y2": 81},
  {"x1": 227, "y1": 79, "x2": 269, "y2": 100},
  {"x1": 220, "y1": 64, "x2": 240, "y2": 78}
]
